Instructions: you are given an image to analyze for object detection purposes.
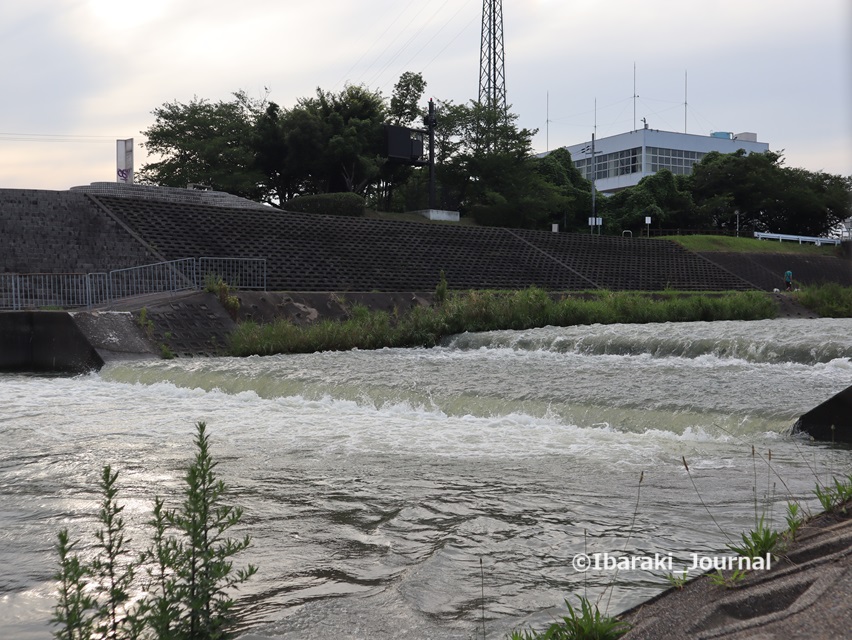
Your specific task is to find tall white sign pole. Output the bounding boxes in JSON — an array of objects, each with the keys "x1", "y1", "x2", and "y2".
[{"x1": 116, "y1": 139, "x2": 133, "y2": 183}]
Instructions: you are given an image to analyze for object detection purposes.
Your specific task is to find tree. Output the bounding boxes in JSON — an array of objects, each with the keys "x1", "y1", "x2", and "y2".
[
  {"x1": 532, "y1": 148, "x2": 593, "y2": 231},
  {"x1": 389, "y1": 71, "x2": 427, "y2": 127},
  {"x1": 603, "y1": 169, "x2": 696, "y2": 233},
  {"x1": 139, "y1": 92, "x2": 267, "y2": 200},
  {"x1": 689, "y1": 150, "x2": 850, "y2": 235},
  {"x1": 428, "y1": 100, "x2": 549, "y2": 226},
  {"x1": 310, "y1": 84, "x2": 388, "y2": 194},
  {"x1": 376, "y1": 72, "x2": 428, "y2": 210}
]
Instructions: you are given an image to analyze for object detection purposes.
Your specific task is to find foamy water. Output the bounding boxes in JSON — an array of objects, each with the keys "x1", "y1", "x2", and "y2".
[{"x1": 1, "y1": 318, "x2": 851, "y2": 638}]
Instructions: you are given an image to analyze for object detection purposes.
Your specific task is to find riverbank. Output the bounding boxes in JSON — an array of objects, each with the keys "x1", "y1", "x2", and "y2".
[
  {"x1": 228, "y1": 288, "x2": 780, "y2": 357},
  {"x1": 0, "y1": 287, "x2": 823, "y2": 370},
  {"x1": 617, "y1": 499, "x2": 852, "y2": 639}
]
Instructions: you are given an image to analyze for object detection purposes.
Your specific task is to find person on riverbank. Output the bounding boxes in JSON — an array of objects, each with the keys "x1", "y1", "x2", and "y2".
[{"x1": 784, "y1": 270, "x2": 793, "y2": 291}]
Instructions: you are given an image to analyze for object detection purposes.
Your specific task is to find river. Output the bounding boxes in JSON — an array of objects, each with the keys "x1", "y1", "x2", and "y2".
[{"x1": 1, "y1": 318, "x2": 851, "y2": 639}]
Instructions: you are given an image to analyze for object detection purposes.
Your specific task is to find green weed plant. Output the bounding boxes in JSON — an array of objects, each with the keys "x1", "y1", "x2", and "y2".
[
  {"x1": 52, "y1": 422, "x2": 256, "y2": 640},
  {"x1": 509, "y1": 597, "x2": 630, "y2": 640}
]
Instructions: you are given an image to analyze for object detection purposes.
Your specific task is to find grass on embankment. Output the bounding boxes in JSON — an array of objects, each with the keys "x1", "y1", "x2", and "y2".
[
  {"x1": 229, "y1": 288, "x2": 778, "y2": 356},
  {"x1": 796, "y1": 282, "x2": 852, "y2": 317},
  {"x1": 663, "y1": 234, "x2": 842, "y2": 256}
]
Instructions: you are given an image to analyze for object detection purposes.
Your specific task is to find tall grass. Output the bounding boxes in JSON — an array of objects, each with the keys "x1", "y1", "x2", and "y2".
[
  {"x1": 229, "y1": 288, "x2": 777, "y2": 356},
  {"x1": 796, "y1": 283, "x2": 852, "y2": 317}
]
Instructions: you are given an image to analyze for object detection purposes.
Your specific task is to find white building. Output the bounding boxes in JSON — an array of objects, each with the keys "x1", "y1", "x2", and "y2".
[{"x1": 562, "y1": 127, "x2": 769, "y2": 194}]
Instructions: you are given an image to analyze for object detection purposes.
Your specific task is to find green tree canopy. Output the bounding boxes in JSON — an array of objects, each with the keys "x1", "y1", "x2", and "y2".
[
  {"x1": 688, "y1": 150, "x2": 850, "y2": 235},
  {"x1": 602, "y1": 150, "x2": 850, "y2": 236},
  {"x1": 138, "y1": 92, "x2": 266, "y2": 200}
]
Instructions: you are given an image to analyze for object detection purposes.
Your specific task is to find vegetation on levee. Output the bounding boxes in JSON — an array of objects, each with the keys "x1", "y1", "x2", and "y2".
[
  {"x1": 229, "y1": 286, "x2": 777, "y2": 356},
  {"x1": 795, "y1": 282, "x2": 852, "y2": 317},
  {"x1": 662, "y1": 234, "x2": 842, "y2": 256}
]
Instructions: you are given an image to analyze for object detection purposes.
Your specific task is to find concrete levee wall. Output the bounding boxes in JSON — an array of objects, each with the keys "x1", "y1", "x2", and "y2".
[
  {"x1": 699, "y1": 252, "x2": 852, "y2": 291},
  {"x1": 2, "y1": 185, "x2": 849, "y2": 295},
  {"x1": 0, "y1": 311, "x2": 104, "y2": 373},
  {"x1": 0, "y1": 189, "x2": 154, "y2": 274}
]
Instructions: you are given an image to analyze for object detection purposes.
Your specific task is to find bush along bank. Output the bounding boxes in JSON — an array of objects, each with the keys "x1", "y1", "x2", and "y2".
[
  {"x1": 795, "y1": 282, "x2": 852, "y2": 317},
  {"x1": 228, "y1": 287, "x2": 778, "y2": 357}
]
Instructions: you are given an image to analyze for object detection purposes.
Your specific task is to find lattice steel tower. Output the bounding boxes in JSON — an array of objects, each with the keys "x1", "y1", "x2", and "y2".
[{"x1": 478, "y1": 0, "x2": 506, "y2": 114}]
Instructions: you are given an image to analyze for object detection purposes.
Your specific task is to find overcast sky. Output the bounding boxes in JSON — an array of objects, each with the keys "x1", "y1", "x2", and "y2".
[{"x1": 1, "y1": 0, "x2": 850, "y2": 191}]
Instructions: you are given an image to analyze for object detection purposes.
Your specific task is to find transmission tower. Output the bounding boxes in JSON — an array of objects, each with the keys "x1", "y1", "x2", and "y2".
[{"x1": 478, "y1": 0, "x2": 506, "y2": 114}]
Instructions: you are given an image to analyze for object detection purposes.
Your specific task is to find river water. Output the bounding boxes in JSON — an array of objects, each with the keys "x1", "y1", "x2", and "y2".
[{"x1": 2, "y1": 318, "x2": 851, "y2": 639}]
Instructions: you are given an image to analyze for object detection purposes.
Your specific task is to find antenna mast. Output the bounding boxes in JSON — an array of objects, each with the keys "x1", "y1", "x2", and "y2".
[
  {"x1": 684, "y1": 70, "x2": 688, "y2": 133},
  {"x1": 633, "y1": 63, "x2": 637, "y2": 131}
]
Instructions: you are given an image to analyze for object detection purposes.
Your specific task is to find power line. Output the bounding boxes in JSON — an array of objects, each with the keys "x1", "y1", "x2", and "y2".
[
  {"x1": 0, "y1": 132, "x2": 119, "y2": 143},
  {"x1": 364, "y1": 0, "x2": 454, "y2": 89},
  {"x1": 332, "y1": 0, "x2": 419, "y2": 89}
]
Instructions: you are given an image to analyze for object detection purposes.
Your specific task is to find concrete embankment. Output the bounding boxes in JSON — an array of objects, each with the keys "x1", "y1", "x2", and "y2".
[
  {"x1": 619, "y1": 505, "x2": 852, "y2": 639},
  {"x1": 0, "y1": 311, "x2": 105, "y2": 373},
  {"x1": 0, "y1": 288, "x2": 825, "y2": 373}
]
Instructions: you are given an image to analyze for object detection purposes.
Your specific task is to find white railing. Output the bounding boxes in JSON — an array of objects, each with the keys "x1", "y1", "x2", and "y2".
[
  {"x1": 753, "y1": 232, "x2": 841, "y2": 246},
  {"x1": 1, "y1": 257, "x2": 266, "y2": 310},
  {"x1": 198, "y1": 257, "x2": 266, "y2": 290},
  {"x1": 108, "y1": 258, "x2": 197, "y2": 300},
  {"x1": 1, "y1": 273, "x2": 107, "y2": 310}
]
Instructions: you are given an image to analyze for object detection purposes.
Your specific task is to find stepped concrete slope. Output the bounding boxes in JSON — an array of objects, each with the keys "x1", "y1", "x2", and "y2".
[
  {"x1": 0, "y1": 189, "x2": 155, "y2": 273},
  {"x1": 5, "y1": 183, "x2": 848, "y2": 294},
  {"x1": 699, "y1": 252, "x2": 852, "y2": 291},
  {"x1": 63, "y1": 183, "x2": 755, "y2": 292}
]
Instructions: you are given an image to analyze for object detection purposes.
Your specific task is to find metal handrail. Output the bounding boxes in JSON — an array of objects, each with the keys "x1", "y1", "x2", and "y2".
[
  {"x1": 0, "y1": 257, "x2": 267, "y2": 310},
  {"x1": 198, "y1": 257, "x2": 266, "y2": 290}
]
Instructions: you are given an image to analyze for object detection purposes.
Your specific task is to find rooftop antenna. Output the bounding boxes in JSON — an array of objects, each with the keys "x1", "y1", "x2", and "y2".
[
  {"x1": 684, "y1": 70, "x2": 688, "y2": 134},
  {"x1": 632, "y1": 63, "x2": 638, "y2": 131}
]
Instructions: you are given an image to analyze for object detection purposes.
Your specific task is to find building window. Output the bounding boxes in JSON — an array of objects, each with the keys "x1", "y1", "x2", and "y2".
[
  {"x1": 644, "y1": 146, "x2": 706, "y2": 176},
  {"x1": 575, "y1": 147, "x2": 642, "y2": 181}
]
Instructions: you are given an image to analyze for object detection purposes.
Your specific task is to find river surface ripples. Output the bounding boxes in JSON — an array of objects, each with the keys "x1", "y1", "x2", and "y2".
[{"x1": 1, "y1": 318, "x2": 851, "y2": 638}]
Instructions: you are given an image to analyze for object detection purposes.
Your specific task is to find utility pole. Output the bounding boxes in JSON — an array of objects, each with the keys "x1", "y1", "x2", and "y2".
[{"x1": 427, "y1": 99, "x2": 437, "y2": 210}]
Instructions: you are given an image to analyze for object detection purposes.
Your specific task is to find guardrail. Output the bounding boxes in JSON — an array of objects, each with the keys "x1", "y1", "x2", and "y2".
[
  {"x1": 0, "y1": 257, "x2": 266, "y2": 310},
  {"x1": 0, "y1": 273, "x2": 107, "y2": 310},
  {"x1": 109, "y1": 258, "x2": 197, "y2": 300},
  {"x1": 753, "y1": 232, "x2": 840, "y2": 246},
  {"x1": 198, "y1": 257, "x2": 266, "y2": 290}
]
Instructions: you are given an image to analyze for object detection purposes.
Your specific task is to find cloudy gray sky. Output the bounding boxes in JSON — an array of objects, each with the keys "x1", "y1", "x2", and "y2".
[{"x1": 1, "y1": 0, "x2": 850, "y2": 190}]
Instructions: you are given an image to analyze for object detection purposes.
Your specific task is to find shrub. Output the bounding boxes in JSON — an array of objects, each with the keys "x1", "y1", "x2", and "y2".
[
  {"x1": 205, "y1": 275, "x2": 240, "y2": 321},
  {"x1": 284, "y1": 192, "x2": 365, "y2": 217},
  {"x1": 796, "y1": 283, "x2": 852, "y2": 317}
]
